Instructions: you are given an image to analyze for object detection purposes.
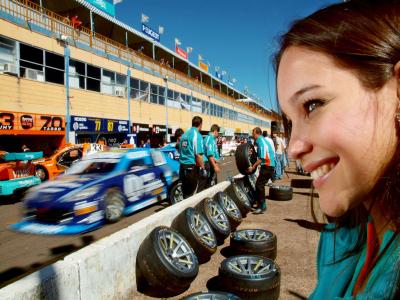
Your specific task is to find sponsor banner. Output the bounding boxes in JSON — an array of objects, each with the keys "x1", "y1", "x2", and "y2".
[
  {"x1": 0, "y1": 111, "x2": 65, "y2": 133},
  {"x1": 131, "y1": 123, "x2": 150, "y2": 133},
  {"x1": 85, "y1": 0, "x2": 115, "y2": 16},
  {"x1": 71, "y1": 116, "x2": 129, "y2": 133},
  {"x1": 199, "y1": 61, "x2": 209, "y2": 72},
  {"x1": 141, "y1": 24, "x2": 160, "y2": 42},
  {"x1": 175, "y1": 46, "x2": 188, "y2": 60}
]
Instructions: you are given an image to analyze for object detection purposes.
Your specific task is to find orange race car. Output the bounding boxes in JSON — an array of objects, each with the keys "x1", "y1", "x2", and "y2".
[{"x1": 33, "y1": 143, "x2": 104, "y2": 181}]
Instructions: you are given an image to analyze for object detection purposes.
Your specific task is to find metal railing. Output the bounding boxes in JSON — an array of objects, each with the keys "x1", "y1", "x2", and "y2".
[{"x1": 0, "y1": 0, "x2": 275, "y2": 119}]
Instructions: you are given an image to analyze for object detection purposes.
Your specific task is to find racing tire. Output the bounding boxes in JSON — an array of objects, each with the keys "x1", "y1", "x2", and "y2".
[
  {"x1": 230, "y1": 229, "x2": 277, "y2": 260},
  {"x1": 169, "y1": 181, "x2": 184, "y2": 204},
  {"x1": 181, "y1": 291, "x2": 241, "y2": 300},
  {"x1": 218, "y1": 255, "x2": 280, "y2": 300},
  {"x1": 214, "y1": 191, "x2": 242, "y2": 231},
  {"x1": 225, "y1": 183, "x2": 252, "y2": 217},
  {"x1": 171, "y1": 207, "x2": 217, "y2": 264},
  {"x1": 35, "y1": 166, "x2": 48, "y2": 181},
  {"x1": 137, "y1": 226, "x2": 199, "y2": 297},
  {"x1": 235, "y1": 144, "x2": 257, "y2": 175},
  {"x1": 269, "y1": 185, "x2": 293, "y2": 201},
  {"x1": 195, "y1": 198, "x2": 231, "y2": 245},
  {"x1": 234, "y1": 177, "x2": 256, "y2": 206},
  {"x1": 104, "y1": 188, "x2": 125, "y2": 223}
]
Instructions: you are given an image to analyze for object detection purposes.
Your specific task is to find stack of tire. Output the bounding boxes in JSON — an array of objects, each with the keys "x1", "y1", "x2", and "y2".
[{"x1": 136, "y1": 183, "x2": 251, "y2": 297}]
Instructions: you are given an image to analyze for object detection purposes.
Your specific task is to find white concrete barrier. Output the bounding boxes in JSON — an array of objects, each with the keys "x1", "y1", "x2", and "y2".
[{"x1": 0, "y1": 181, "x2": 231, "y2": 300}]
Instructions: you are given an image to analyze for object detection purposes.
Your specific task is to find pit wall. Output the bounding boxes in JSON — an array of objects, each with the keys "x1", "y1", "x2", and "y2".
[{"x1": 0, "y1": 181, "x2": 230, "y2": 300}]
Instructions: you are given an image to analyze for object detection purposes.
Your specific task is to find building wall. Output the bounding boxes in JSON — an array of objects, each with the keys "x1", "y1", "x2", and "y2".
[{"x1": 0, "y1": 18, "x2": 270, "y2": 135}]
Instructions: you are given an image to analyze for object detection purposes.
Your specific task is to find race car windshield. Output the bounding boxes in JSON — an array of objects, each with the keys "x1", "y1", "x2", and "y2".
[{"x1": 65, "y1": 158, "x2": 118, "y2": 175}]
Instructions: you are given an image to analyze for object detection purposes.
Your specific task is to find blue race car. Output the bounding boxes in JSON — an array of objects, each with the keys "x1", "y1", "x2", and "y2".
[{"x1": 11, "y1": 148, "x2": 183, "y2": 235}]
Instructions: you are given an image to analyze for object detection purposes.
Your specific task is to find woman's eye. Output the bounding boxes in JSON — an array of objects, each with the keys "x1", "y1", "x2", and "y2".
[{"x1": 303, "y1": 99, "x2": 324, "y2": 114}]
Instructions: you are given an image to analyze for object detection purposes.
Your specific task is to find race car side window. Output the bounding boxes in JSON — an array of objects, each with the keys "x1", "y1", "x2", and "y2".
[
  {"x1": 58, "y1": 149, "x2": 81, "y2": 167},
  {"x1": 127, "y1": 158, "x2": 149, "y2": 171}
]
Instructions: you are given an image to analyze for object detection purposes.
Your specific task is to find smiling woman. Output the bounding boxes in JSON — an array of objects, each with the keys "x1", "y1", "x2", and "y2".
[{"x1": 275, "y1": 0, "x2": 400, "y2": 299}]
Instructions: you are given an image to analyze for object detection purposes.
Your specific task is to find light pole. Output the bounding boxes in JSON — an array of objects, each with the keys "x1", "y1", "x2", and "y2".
[
  {"x1": 64, "y1": 40, "x2": 70, "y2": 143},
  {"x1": 164, "y1": 75, "x2": 169, "y2": 142}
]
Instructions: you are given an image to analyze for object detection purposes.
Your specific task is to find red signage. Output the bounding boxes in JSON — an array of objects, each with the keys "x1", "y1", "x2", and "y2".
[
  {"x1": 0, "y1": 111, "x2": 65, "y2": 135},
  {"x1": 175, "y1": 46, "x2": 188, "y2": 60}
]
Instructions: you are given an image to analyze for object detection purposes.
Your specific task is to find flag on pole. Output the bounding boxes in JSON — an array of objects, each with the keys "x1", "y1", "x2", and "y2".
[
  {"x1": 113, "y1": 0, "x2": 123, "y2": 4},
  {"x1": 198, "y1": 54, "x2": 203, "y2": 61},
  {"x1": 187, "y1": 47, "x2": 193, "y2": 53},
  {"x1": 175, "y1": 38, "x2": 181, "y2": 46},
  {"x1": 141, "y1": 13, "x2": 149, "y2": 23},
  {"x1": 158, "y1": 26, "x2": 164, "y2": 34}
]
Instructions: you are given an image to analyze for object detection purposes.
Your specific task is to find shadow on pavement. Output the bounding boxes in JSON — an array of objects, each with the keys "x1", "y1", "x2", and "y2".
[
  {"x1": 284, "y1": 218, "x2": 325, "y2": 232},
  {"x1": 220, "y1": 246, "x2": 236, "y2": 258},
  {"x1": 288, "y1": 289, "x2": 308, "y2": 299},
  {"x1": 290, "y1": 179, "x2": 313, "y2": 189},
  {"x1": 206, "y1": 275, "x2": 221, "y2": 291},
  {"x1": 293, "y1": 191, "x2": 319, "y2": 198}
]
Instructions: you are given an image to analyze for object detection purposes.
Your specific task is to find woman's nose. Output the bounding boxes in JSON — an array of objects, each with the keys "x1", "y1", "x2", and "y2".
[{"x1": 288, "y1": 136, "x2": 312, "y2": 160}]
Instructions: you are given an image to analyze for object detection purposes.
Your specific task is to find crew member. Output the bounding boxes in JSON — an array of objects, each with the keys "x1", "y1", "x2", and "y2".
[
  {"x1": 247, "y1": 127, "x2": 275, "y2": 214},
  {"x1": 179, "y1": 116, "x2": 206, "y2": 198},
  {"x1": 202, "y1": 124, "x2": 221, "y2": 189}
]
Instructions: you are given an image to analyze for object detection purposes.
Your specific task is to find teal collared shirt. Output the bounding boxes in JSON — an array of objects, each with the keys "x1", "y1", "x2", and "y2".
[
  {"x1": 255, "y1": 135, "x2": 275, "y2": 167},
  {"x1": 310, "y1": 221, "x2": 399, "y2": 299},
  {"x1": 203, "y1": 133, "x2": 219, "y2": 163},
  {"x1": 179, "y1": 127, "x2": 204, "y2": 165}
]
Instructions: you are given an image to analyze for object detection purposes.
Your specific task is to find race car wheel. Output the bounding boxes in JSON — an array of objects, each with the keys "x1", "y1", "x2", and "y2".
[
  {"x1": 181, "y1": 291, "x2": 241, "y2": 300},
  {"x1": 169, "y1": 182, "x2": 184, "y2": 204},
  {"x1": 219, "y1": 255, "x2": 280, "y2": 300},
  {"x1": 35, "y1": 166, "x2": 48, "y2": 181},
  {"x1": 225, "y1": 183, "x2": 251, "y2": 217},
  {"x1": 104, "y1": 188, "x2": 125, "y2": 223},
  {"x1": 195, "y1": 198, "x2": 231, "y2": 245},
  {"x1": 137, "y1": 226, "x2": 199, "y2": 297},
  {"x1": 230, "y1": 229, "x2": 277, "y2": 260},
  {"x1": 214, "y1": 191, "x2": 242, "y2": 231},
  {"x1": 269, "y1": 185, "x2": 293, "y2": 201},
  {"x1": 235, "y1": 144, "x2": 257, "y2": 175},
  {"x1": 171, "y1": 207, "x2": 217, "y2": 264}
]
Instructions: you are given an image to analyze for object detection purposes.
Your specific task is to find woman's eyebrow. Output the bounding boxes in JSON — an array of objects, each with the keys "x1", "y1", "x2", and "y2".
[{"x1": 290, "y1": 84, "x2": 322, "y2": 103}]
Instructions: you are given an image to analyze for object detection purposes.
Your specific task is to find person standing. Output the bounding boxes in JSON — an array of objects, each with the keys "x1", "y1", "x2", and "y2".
[
  {"x1": 272, "y1": 132, "x2": 285, "y2": 180},
  {"x1": 247, "y1": 127, "x2": 275, "y2": 214},
  {"x1": 179, "y1": 116, "x2": 206, "y2": 198},
  {"x1": 202, "y1": 124, "x2": 221, "y2": 189}
]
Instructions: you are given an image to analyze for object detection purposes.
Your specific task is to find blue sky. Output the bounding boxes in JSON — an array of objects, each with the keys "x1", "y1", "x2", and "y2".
[{"x1": 114, "y1": 0, "x2": 339, "y2": 111}]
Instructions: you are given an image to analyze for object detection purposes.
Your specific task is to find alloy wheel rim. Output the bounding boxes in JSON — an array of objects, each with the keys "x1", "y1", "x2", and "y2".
[
  {"x1": 190, "y1": 211, "x2": 217, "y2": 248},
  {"x1": 158, "y1": 229, "x2": 196, "y2": 272},
  {"x1": 227, "y1": 256, "x2": 275, "y2": 276},
  {"x1": 221, "y1": 195, "x2": 241, "y2": 219},
  {"x1": 234, "y1": 185, "x2": 250, "y2": 206},
  {"x1": 35, "y1": 169, "x2": 46, "y2": 181},
  {"x1": 105, "y1": 194, "x2": 124, "y2": 221},
  {"x1": 207, "y1": 201, "x2": 229, "y2": 231},
  {"x1": 233, "y1": 229, "x2": 272, "y2": 241},
  {"x1": 173, "y1": 184, "x2": 184, "y2": 203}
]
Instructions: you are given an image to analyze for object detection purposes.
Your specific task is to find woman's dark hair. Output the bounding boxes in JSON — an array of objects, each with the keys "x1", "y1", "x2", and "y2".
[{"x1": 275, "y1": 0, "x2": 400, "y2": 288}]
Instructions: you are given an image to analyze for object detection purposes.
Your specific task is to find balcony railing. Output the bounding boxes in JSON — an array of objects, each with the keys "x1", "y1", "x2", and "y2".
[{"x1": 0, "y1": 0, "x2": 276, "y2": 119}]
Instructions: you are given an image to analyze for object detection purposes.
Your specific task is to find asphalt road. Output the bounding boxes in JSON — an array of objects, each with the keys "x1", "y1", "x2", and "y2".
[{"x1": 0, "y1": 156, "x2": 239, "y2": 288}]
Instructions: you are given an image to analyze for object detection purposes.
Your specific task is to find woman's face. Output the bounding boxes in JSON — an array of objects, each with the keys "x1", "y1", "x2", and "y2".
[{"x1": 277, "y1": 47, "x2": 398, "y2": 217}]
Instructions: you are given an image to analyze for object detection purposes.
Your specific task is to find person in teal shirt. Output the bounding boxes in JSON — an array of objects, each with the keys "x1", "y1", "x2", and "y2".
[
  {"x1": 201, "y1": 124, "x2": 221, "y2": 189},
  {"x1": 275, "y1": 0, "x2": 400, "y2": 298},
  {"x1": 247, "y1": 127, "x2": 275, "y2": 214},
  {"x1": 179, "y1": 116, "x2": 205, "y2": 198}
]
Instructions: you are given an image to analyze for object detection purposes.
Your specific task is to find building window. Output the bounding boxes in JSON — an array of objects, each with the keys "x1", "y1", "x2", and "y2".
[
  {"x1": 130, "y1": 78, "x2": 140, "y2": 99},
  {"x1": 19, "y1": 43, "x2": 44, "y2": 81},
  {"x1": 69, "y1": 59, "x2": 85, "y2": 89},
  {"x1": 101, "y1": 69, "x2": 115, "y2": 95},
  {"x1": 0, "y1": 36, "x2": 17, "y2": 72},
  {"x1": 86, "y1": 64, "x2": 101, "y2": 92},
  {"x1": 139, "y1": 80, "x2": 149, "y2": 101},
  {"x1": 45, "y1": 52, "x2": 64, "y2": 85}
]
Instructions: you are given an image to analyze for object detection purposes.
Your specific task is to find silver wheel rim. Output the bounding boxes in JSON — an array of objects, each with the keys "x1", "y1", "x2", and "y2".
[
  {"x1": 233, "y1": 229, "x2": 272, "y2": 241},
  {"x1": 173, "y1": 184, "x2": 184, "y2": 203},
  {"x1": 227, "y1": 256, "x2": 275, "y2": 276},
  {"x1": 105, "y1": 194, "x2": 124, "y2": 221},
  {"x1": 185, "y1": 293, "x2": 238, "y2": 300},
  {"x1": 35, "y1": 168, "x2": 46, "y2": 181},
  {"x1": 158, "y1": 229, "x2": 196, "y2": 272},
  {"x1": 190, "y1": 211, "x2": 217, "y2": 248},
  {"x1": 234, "y1": 185, "x2": 250, "y2": 206},
  {"x1": 221, "y1": 195, "x2": 241, "y2": 219},
  {"x1": 249, "y1": 175, "x2": 256, "y2": 190},
  {"x1": 207, "y1": 200, "x2": 229, "y2": 231}
]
